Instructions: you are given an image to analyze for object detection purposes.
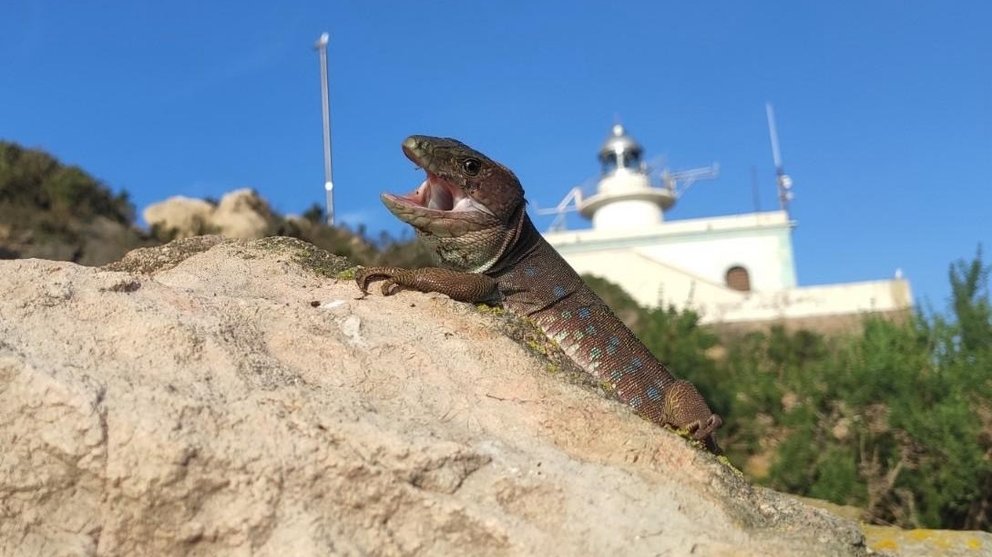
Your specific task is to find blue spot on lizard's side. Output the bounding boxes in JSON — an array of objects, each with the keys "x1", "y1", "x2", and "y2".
[
  {"x1": 524, "y1": 266, "x2": 537, "y2": 277},
  {"x1": 605, "y1": 335, "x2": 620, "y2": 355},
  {"x1": 611, "y1": 357, "x2": 645, "y2": 383},
  {"x1": 577, "y1": 306, "x2": 591, "y2": 319},
  {"x1": 646, "y1": 386, "x2": 662, "y2": 401},
  {"x1": 552, "y1": 285, "x2": 567, "y2": 299}
]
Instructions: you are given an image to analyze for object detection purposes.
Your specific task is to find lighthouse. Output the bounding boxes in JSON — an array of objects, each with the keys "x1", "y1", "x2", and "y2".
[
  {"x1": 540, "y1": 116, "x2": 911, "y2": 333},
  {"x1": 577, "y1": 124, "x2": 675, "y2": 230}
]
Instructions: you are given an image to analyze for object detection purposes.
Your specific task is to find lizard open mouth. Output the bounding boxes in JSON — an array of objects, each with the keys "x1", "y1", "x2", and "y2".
[
  {"x1": 385, "y1": 172, "x2": 469, "y2": 213},
  {"x1": 381, "y1": 141, "x2": 495, "y2": 216}
]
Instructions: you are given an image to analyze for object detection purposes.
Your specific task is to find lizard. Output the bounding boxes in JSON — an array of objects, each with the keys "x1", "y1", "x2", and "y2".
[{"x1": 355, "y1": 135, "x2": 723, "y2": 452}]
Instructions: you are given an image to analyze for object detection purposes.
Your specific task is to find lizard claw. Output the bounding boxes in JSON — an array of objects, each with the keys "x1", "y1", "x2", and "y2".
[
  {"x1": 686, "y1": 413, "x2": 723, "y2": 441},
  {"x1": 355, "y1": 267, "x2": 398, "y2": 296},
  {"x1": 355, "y1": 268, "x2": 374, "y2": 295},
  {"x1": 381, "y1": 280, "x2": 402, "y2": 296},
  {"x1": 683, "y1": 414, "x2": 723, "y2": 454}
]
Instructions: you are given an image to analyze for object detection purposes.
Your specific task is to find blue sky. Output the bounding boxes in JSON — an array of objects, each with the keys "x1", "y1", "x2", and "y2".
[{"x1": 2, "y1": 1, "x2": 989, "y2": 308}]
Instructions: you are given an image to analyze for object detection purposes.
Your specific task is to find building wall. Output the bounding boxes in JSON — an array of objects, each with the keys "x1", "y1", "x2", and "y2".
[
  {"x1": 543, "y1": 210, "x2": 912, "y2": 326},
  {"x1": 557, "y1": 247, "x2": 736, "y2": 309},
  {"x1": 710, "y1": 308, "x2": 913, "y2": 338},
  {"x1": 705, "y1": 278, "x2": 913, "y2": 324},
  {"x1": 547, "y1": 210, "x2": 797, "y2": 291},
  {"x1": 635, "y1": 227, "x2": 795, "y2": 292}
]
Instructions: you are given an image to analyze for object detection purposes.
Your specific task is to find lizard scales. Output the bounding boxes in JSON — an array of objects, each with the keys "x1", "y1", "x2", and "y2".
[{"x1": 357, "y1": 136, "x2": 723, "y2": 451}]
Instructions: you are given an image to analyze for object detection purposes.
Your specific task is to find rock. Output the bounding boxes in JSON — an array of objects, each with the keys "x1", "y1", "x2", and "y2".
[
  {"x1": 142, "y1": 189, "x2": 276, "y2": 240},
  {"x1": 212, "y1": 188, "x2": 276, "y2": 239},
  {"x1": 863, "y1": 526, "x2": 992, "y2": 557},
  {"x1": 1, "y1": 237, "x2": 873, "y2": 556},
  {"x1": 142, "y1": 196, "x2": 215, "y2": 238}
]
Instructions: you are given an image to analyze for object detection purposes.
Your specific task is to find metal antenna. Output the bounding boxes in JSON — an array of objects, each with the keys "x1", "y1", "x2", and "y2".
[
  {"x1": 315, "y1": 32, "x2": 334, "y2": 226},
  {"x1": 766, "y1": 103, "x2": 783, "y2": 170},
  {"x1": 765, "y1": 102, "x2": 793, "y2": 215}
]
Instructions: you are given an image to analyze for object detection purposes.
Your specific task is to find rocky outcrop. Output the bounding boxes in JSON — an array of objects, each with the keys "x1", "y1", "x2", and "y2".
[
  {"x1": 143, "y1": 189, "x2": 276, "y2": 240},
  {"x1": 211, "y1": 189, "x2": 277, "y2": 240},
  {"x1": 142, "y1": 195, "x2": 214, "y2": 238},
  {"x1": 0, "y1": 237, "x2": 974, "y2": 555}
]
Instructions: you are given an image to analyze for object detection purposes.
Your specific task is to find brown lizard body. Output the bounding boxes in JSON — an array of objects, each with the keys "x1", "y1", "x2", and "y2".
[{"x1": 356, "y1": 136, "x2": 723, "y2": 452}]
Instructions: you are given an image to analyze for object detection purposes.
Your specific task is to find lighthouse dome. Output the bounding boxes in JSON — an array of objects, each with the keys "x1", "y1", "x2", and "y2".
[{"x1": 598, "y1": 124, "x2": 644, "y2": 174}]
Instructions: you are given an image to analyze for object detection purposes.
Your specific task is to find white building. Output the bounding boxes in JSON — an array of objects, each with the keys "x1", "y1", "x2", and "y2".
[{"x1": 542, "y1": 125, "x2": 912, "y2": 331}]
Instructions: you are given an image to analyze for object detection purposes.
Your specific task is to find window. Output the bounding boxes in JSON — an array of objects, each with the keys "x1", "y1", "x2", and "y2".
[
  {"x1": 601, "y1": 152, "x2": 619, "y2": 175},
  {"x1": 726, "y1": 266, "x2": 751, "y2": 292},
  {"x1": 621, "y1": 152, "x2": 641, "y2": 170}
]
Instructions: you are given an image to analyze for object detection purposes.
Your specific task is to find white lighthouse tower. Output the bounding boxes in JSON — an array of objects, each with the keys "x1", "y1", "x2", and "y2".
[{"x1": 578, "y1": 124, "x2": 674, "y2": 230}]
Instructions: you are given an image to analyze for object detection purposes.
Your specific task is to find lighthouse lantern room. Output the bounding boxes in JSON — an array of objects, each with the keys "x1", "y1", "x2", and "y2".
[{"x1": 577, "y1": 124, "x2": 675, "y2": 230}]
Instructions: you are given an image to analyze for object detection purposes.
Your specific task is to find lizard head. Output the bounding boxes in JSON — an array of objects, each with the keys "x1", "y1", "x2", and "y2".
[{"x1": 380, "y1": 135, "x2": 526, "y2": 272}]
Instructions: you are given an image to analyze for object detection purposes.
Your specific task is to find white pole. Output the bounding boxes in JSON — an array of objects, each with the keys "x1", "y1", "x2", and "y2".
[
  {"x1": 765, "y1": 102, "x2": 782, "y2": 170},
  {"x1": 765, "y1": 102, "x2": 792, "y2": 214},
  {"x1": 315, "y1": 32, "x2": 334, "y2": 226}
]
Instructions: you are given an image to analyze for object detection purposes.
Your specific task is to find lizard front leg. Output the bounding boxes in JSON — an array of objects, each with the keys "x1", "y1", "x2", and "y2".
[{"x1": 355, "y1": 266, "x2": 499, "y2": 303}]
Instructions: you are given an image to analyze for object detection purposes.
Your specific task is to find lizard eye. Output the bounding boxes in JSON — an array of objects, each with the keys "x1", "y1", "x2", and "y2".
[{"x1": 462, "y1": 158, "x2": 481, "y2": 176}]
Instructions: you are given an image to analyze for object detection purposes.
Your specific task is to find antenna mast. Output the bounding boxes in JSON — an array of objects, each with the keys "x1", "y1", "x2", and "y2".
[
  {"x1": 315, "y1": 32, "x2": 334, "y2": 226},
  {"x1": 765, "y1": 102, "x2": 793, "y2": 215}
]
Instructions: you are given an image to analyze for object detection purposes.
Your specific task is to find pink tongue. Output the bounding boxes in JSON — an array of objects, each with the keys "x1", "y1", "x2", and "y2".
[{"x1": 428, "y1": 182, "x2": 453, "y2": 210}]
